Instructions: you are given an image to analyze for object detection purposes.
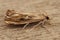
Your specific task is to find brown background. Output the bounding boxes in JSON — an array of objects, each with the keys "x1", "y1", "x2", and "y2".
[{"x1": 0, "y1": 0, "x2": 60, "y2": 40}]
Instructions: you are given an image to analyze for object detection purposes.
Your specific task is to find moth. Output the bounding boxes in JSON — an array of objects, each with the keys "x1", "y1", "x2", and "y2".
[{"x1": 5, "y1": 9, "x2": 50, "y2": 29}]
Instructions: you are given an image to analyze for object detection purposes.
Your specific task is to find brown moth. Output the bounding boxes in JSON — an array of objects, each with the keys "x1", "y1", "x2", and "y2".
[{"x1": 5, "y1": 9, "x2": 50, "y2": 29}]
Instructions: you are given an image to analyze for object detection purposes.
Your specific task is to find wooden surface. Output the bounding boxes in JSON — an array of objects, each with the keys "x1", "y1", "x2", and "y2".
[{"x1": 0, "y1": 0, "x2": 60, "y2": 40}]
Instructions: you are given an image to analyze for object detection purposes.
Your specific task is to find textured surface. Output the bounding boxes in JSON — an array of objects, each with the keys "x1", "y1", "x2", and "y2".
[{"x1": 0, "y1": 0, "x2": 60, "y2": 40}]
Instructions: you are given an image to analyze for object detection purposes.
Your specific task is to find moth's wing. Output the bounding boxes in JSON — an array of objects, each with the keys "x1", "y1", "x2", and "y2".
[
  {"x1": 5, "y1": 19, "x2": 41, "y2": 25},
  {"x1": 6, "y1": 9, "x2": 16, "y2": 16}
]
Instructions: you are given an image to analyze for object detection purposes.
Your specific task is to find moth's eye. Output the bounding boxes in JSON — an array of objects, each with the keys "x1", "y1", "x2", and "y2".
[{"x1": 46, "y1": 16, "x2": 49, "y2": 20}]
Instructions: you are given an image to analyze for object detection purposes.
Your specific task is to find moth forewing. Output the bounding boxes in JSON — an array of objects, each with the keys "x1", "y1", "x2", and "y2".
[{"x1": 5, "y1": 10, "x2": 50, "y2": 29}]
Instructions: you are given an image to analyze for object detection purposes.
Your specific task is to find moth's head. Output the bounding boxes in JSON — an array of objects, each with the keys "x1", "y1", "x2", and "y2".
[{"x1": 41, "y1": 12, "x2": 50, "y2": 20}]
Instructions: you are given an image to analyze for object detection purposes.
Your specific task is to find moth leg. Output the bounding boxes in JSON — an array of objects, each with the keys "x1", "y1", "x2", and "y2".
[
  {"x1": 32, "y1": 19, "x2": 46, "y2": 29},
  {"x1": 40, "y1": 21, "x2": 51, "y2": 33},
  {"x1": 23, "y1": 23, "x2": 29, "y2": 29},
  {"x1": 30, "y1": 20, "x2": 46, "y2": 30},
  {"x1": 30, "y1": 21, "x2": 43, "y2": 30},
  {"x1": 41, "y1": 24, "x2": 51, "y2": 33}
]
